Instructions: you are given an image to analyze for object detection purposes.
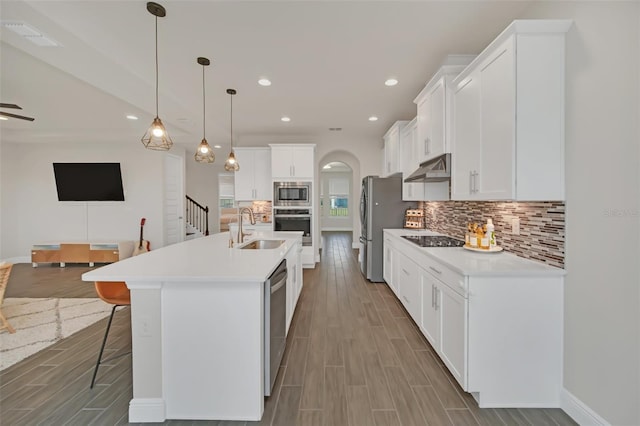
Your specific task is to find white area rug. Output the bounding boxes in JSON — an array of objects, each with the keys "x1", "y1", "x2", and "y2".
[{"x1": 0, "y1": 298, "x2": 118, "y2": 371}]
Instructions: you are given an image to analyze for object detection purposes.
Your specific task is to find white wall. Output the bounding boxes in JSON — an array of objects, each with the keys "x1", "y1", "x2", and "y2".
[
  {"x1": 519, "y1": 3, "x2": 640, "y2": 425},
  {"x1": 0, "y1": 142, "x2": 168, "y2": 259},
  {"x1": 319, "y1": 170, "x2": 352, "y2": 231}
]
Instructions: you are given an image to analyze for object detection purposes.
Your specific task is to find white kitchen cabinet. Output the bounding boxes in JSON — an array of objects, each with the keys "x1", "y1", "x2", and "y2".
[
  {"x1": 270, "y1": 144, "x2": 315, "y2": 180},
  {"x1": 396, "y1": 250, "x2": 421, "y2": 324},
  {"x1": 285, "y1": 239, "x2": 303, "y2": 334},
  {"x1": 385, "y1": 229, "x2": 563, "y2": 407},
  {"x1": 233, "y1": 148, "x2": 271, "y2": 201},
  {"x1": 414, "y1": 63, "x2": 471, "y2": 165},
  {"x1": 383, "y1": 237, "x2": 397, "y2": 295},
  {"x1": 420, "y1": 262, "x2": 467, "y2": 388},
  {"x1": 401, "y1": 119, "x2": 424, "y2": 201},
  {"x1": 381, "y1": 121, "x2": 407, "y2": 177},
  {"x1": 438, "y1": 279, "x2": 467, "y2": 387},
  {"x1": 451, "y1": 20, "x2": 571, "y2": 201},
  {"x1": 420, "y1": 268, "x2": 440, "y2": 349}
]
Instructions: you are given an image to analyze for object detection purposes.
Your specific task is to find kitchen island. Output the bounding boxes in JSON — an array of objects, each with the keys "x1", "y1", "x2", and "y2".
[{"x1": 82, "y1": 231, "x2": 303, "y2": 423}]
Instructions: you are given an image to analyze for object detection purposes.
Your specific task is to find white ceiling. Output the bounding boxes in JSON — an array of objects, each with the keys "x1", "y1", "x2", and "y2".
[{"x1": 0, "y1": 0, "x2": 534, "y2": 152}]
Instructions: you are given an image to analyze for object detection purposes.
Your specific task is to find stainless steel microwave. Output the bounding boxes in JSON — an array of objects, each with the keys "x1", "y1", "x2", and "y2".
[{"x1": 273, "y1": 182, "x2": 311, "y2": 207}]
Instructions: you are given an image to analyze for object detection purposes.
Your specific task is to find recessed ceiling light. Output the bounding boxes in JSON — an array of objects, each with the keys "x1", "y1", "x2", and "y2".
[
  {"x1": 213, "y1": 145, "x2": 222, "y2": 149},
  {"x1": 258, "y1": 78, "x2": 272, "y2": 87},
  {"x1": 281, "y1": 116, "x2": 291, "y2": 122},
  {"x1": 126, "y1": 115, "x2": 138, "y2": 120},
  {"x1": 368, "y1": 116, "x2": 378, "y2": 122},
  {"x1": 0, "y1": 117, "x2": 8, "y2": 121},
  {"x1": 385, "y1": 78, "x2": 398, "y2": 86}
]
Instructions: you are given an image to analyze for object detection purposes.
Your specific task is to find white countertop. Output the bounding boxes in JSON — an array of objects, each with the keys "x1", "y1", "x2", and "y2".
[
  {"x1": 384, "y1": 229, "x2": 565, "y2": 277},
  {"x1": 82, "y1": 231, "x2": 302, "y2": 283}
]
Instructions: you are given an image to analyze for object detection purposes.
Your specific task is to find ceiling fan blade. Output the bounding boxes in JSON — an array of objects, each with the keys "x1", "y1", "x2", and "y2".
[
  {"x1": 0, "y1": 103, "x2": 22, "y2": 110},
  {"x1": 0, "y1": 111, "x2": 35, "y2": 121}
]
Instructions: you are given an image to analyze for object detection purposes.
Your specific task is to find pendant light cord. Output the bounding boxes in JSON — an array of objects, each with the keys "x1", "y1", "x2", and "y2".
[
  {"x1": 230, "y1": 93, "x2": 233, "y2": 150},
  {"x1": 202, "y1": 64, "x2": 206, "y2": 138},
  {"x1": 155, "y1": 15, "x2": 159, "y2": 118}
]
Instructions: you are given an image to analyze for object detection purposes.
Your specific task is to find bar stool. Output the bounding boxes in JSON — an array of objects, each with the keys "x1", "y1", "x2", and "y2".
[{"x1": 91, "y1": 281, "x2": 131, "y2": 388}]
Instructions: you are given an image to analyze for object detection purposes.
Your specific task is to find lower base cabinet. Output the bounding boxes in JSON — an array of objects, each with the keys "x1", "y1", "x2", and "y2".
[
  {"x1": 285, "y1": 240, "x2": 303, "y2": 334},
  {"x1": 384, "y1": 230, "x2": 563, "y2": 407}
]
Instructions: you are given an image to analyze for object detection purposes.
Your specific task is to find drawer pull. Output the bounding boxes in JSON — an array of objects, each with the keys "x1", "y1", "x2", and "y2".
[
  {"x1": 402, "y1": 268, "x2": 410, "y2": 275},
  {"x1": 429, "y1": 266, "x2": 442, "y2": 275}
]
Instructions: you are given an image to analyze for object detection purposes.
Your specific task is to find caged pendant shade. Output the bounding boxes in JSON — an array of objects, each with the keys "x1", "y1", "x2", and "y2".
[
  {"x1": 224, "y1": 89, "x2": 240, "y2": 172},
  {"x1": 141, "y1": 2, "x2": 173, "y2": 151},
  {"x1": 194, "y1": 57, "x2": 215, "y2": 163}
]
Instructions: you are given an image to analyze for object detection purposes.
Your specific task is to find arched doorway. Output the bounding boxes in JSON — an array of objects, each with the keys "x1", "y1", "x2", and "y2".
[{"x1": 320, "y1": 161, "x2": 353, "y2": 231}]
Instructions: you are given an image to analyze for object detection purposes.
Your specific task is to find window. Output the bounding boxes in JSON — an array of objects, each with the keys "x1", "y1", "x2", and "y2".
[
  {"x1": 328, "y1": 177, "x2": 349, "y2": 217},
  {"x1": 329, "y1": 196, "x2": 348, "y2": 216}
]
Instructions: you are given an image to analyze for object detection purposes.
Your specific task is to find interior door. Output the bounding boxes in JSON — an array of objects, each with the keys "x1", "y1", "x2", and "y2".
[{"x1": 164, "y1": 154, "x2": 185, "y2": 246}]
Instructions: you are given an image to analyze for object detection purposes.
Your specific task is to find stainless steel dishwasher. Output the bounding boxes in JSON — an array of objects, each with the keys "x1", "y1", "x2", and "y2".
[{"x1": 265, "y1": 259, "x2": 287, "y2": 396}]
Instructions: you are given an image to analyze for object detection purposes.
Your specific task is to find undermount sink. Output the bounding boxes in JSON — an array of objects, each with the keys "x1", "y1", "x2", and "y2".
[{"x1": 238, "y1": 239, "x2": 286, "y2": 250}]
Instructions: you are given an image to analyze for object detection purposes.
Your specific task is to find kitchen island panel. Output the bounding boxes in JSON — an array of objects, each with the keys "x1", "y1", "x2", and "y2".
[{"x1": 163, "y1": 281, "x2": 264, "y2": 420}]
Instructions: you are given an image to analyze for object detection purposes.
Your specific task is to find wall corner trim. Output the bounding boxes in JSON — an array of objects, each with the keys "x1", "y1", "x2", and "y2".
[{"x1": 560, "y1": 388, "x2": 610, "y2": 426}]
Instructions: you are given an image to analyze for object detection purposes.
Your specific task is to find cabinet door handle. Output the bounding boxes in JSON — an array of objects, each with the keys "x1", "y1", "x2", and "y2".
[
  {"x1": 432, "y1": 284, "x2": 435, "y2": 308},
  {"x1": 435, "y1": 288, "x2": 439, "y2": 310},
  {"x1": 426, "y1": 138, "x2": 431, "y2": 156},
  {"x1": 293, "y1": 165, "x2": 296, "y2": 176},
  {"x1": 402, "y1": 268, "x2": 409, "y2": 276},
  {"x1": 429, "y1": 266, "x2": 442, "y2": 275},
  {"x1": 403, "y1": 295, "x2": 410, "y2": 304},
  {"x1": 469, "y1": 170, "x2": 474, "y2": 194}
]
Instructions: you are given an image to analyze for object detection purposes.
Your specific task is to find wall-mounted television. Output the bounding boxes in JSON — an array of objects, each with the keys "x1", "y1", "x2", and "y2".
[{"x1": 53, "y1": 163, "x2": 125, "y2": 201}]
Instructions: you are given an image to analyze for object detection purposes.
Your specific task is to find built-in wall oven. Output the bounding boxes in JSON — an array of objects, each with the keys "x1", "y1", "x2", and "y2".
[
  {"x1": 265, "y1": 259, "x2": 287, "y2": 396},
  {"x1": 273, "y1": 209, "x2": 312, "y2": 246},
  {"x1": 273, "y1": 182, "x2": 311, "y2": 207}
]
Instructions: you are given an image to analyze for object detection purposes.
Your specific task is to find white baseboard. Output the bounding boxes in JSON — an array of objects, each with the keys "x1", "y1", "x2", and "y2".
[
  {"x1": 320, "y1": 227, "x2": 352, "y2": 231},
  {"x1": 560, "y1": 388, "x2": 610, "y2": 426},
  {"x1": 1, "y1": 256, "x2": 30, "y2": 264},
  {"x1": 129, "y1": 398, "x2": 166, "y2": 423}
]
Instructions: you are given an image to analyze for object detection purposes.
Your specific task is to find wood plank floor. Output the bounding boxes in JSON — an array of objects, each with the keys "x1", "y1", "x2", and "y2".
[{"x1": 0, "y1": 232, "x2": 576, "y2": 425}]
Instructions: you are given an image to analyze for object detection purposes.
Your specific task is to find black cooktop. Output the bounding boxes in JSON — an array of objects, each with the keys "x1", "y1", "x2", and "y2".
[{"x1": 402, "y1": 235, "x2": 465, "y2": 248}]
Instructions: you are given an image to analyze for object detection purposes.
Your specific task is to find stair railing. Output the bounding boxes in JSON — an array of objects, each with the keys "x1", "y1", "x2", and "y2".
[{"x1": 185, "y1": 195, "x2": 209, "y2": 236}]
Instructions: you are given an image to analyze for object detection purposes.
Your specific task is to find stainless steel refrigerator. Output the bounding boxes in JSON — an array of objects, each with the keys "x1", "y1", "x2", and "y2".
[{"x1": 359, "y1": 176, "x2": 414, "y2": 282}]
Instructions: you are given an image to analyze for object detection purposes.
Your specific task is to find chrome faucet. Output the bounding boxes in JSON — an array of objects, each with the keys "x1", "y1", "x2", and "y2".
[{"x1": 237, "y1": 207, "x2": 256, "y2": 243}]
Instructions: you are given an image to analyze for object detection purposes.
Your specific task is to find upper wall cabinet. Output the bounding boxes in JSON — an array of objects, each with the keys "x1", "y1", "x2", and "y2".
[
  {"x1": 413, "y1": 58, "x2": 475, "y2": 167},
  {"x1": 382, "y1": 121, "x2": 408, "y2": 177},
  {"x1": 451, "y1": 20, "x2": 572, "y2": 201},
  {"x1": 270, "y1": 144, "x2": 316, "y2": 180},
  {"x1": 234, "y1": 147, "x2": 272, "y2": 201}
]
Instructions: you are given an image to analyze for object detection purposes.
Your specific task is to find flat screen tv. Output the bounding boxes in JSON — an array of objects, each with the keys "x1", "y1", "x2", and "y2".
[{"x1": 53, "y1": 163, "x2": 125, "y2": 201}]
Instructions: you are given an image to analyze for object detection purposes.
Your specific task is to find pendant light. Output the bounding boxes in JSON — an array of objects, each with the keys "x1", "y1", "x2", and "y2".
[
  {"x1": 194, "y1": 57, "x2": 215, "y2": 163},
  {"x1": 141, "y1": 2, "x2": 173, "y2": 151},
  {"x1": 224, "y1": 89, "x2": 240, "y2": 171}
]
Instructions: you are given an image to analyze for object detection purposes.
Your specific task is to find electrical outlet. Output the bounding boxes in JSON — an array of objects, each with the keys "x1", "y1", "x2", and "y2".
[
  {"x1": 511, "y1": 217, "x2": 520, "y2": 235},
  {"x1": 139, "y1": 315, "x2": 152, "y2": 337}
]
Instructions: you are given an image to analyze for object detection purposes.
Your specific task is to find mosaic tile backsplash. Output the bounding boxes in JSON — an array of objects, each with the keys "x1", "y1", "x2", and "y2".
[{"x1": 418, "y1": 201, "x2": 565, "y2": 268}]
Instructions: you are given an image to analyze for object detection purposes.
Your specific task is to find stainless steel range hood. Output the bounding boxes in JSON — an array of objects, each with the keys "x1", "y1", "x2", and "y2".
[{"x1": 404, "y1": 153, "x2": 451, "y2": 182}]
